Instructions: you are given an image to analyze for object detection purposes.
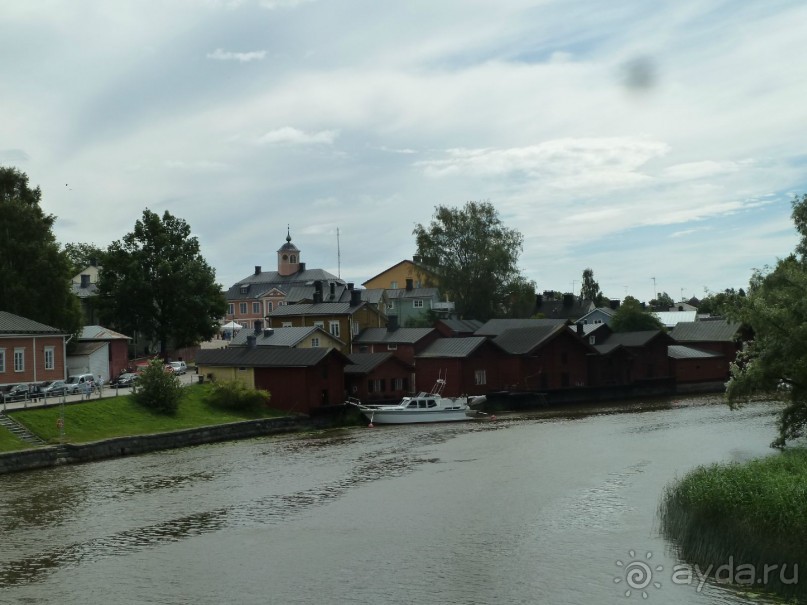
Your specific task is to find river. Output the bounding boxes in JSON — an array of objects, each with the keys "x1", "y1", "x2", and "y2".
[{"x1": 0, "y1": 396, "x2": 793, "y2": 604}]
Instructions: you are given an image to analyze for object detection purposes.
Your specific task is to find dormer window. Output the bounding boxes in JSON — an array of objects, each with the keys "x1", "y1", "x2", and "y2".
[{"x1": 239, "y1": 285, "x2": 249, "y2": 294}]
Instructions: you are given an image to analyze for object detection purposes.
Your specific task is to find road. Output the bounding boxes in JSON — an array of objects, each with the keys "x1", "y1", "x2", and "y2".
[{"x1": 1, "y1": 372, "x2": 201, "y2": 413}]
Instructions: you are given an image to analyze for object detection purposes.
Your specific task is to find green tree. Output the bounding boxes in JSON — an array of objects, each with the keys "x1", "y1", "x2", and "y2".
[
  {"x1": 63, "y1": 242, "x2": 106, "y2": 276},
  {"x1": 610, "y1": 296, "x2": 665, "y2": 332},
  {"x1": 502, "y1": 276, "x2": 537, "y2": 318},
  {"x1": 133, "y1": 359, "x2": 183, "y2": 414},
  {"x1": 580, "y1": 268, "x2": 603, "y2": 305},
  {"x1": 413, "y1": 201, "x2": 525, "y2": 321},
  {"x1": 0, "y1": 166, "x2": 82, "y2": 335},
  {"x1": 98, "y1": 209, "x2": 227, "y2": 355},
  {"x1": 649, "y1": 291, "x2": 674, "y2": 311},
  {"x1": 698, "y1": 288, "x2": 745, "y2": 316},
  {"x1": 726, "y1": 194, "x2": 807, "y2": 447}
]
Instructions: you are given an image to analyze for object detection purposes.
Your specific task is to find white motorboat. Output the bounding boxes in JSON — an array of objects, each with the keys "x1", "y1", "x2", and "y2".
[{"x1": 347, "y1": 378, "x2": 486, "y2": 425}]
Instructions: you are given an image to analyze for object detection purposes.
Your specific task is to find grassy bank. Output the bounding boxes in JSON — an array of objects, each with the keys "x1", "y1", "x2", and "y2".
[
  {"x1": 9, "y1": 384, "x2": 287, "y2": 444},
  {"x1": 0, "y1": 427, "x2": 30, "y2": 452},
  {"x1": 659, "y1": 449, "x2": 807, "y2": 600}
]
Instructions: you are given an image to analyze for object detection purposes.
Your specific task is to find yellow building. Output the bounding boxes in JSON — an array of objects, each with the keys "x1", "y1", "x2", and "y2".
[{"x1": 362, "y1": 259, "x2": 438, "y2": 290}]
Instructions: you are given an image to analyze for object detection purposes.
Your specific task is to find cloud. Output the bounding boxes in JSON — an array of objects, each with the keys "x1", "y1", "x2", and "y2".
[
  {"x1": 259, "y1": 0, "x2": 316, "y2": 9},
  {"x1": 0, "y1": 149, "x2": 31, "y2": 162},
  {"x1": 258, "y1": 127, "x2": 338, "y2": 145},
  {"x1": 206, "y1": 48, "x2": 266, "y2": 62},
  {"x1": 663, "y1": 160, "x2": 748, "y2": 180}
]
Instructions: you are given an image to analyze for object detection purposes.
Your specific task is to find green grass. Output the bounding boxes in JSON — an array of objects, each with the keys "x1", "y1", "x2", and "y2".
[
  {"x1": 0, "y1": 426, "x2": 31, "y2": 452},
  {"x1": 659, "y1": 448, "x2": 807, "y2": 600},
  {"x1": 9, "y1": 384, "x2": 287, "y2": 444}
]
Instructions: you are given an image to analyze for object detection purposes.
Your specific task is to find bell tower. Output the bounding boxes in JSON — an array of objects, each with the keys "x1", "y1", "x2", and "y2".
[{"x1": 277, "y1": 227, "x2": 301, "y2": 276}]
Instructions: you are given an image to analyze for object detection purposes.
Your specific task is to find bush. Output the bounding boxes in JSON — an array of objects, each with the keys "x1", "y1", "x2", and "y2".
[
  {"x1": 205, "y1": 380, "x2": 271, "y2": 412},
  {"x1": 132, "y1": 359, "x2": 184, "y2": 414}
]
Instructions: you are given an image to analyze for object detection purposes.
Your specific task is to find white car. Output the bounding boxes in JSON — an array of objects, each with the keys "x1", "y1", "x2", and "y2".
[{"x1": 169, "y1": 361, "x2": 187, "y2": 375}]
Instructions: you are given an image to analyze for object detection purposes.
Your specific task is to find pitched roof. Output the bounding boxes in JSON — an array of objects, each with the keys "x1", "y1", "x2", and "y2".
[
  {"x1": 196, "y1": 347, "x2": 342, "y2": 368},
  {"x1": 436, "y1": 318, "x2": 483, "y2": 335},
  {"x1": 493, "y1": 325, "x2": 567, "y2": 355},
  {"x1": 361, "y1": 259, "x2": 437, "y2": 286},
  {"x1": 475, "y1": 318, "x2": 568, "y2": 337},
  {"x1": 70, "y1": 341, "x2": 108, "y2": 356},
  {"x1": 601, "y1": 330, "x2": 665, "y2": 347},
  {"x1": 0, "y1": 311, "x2": 62, "y2": 335},
  {"x1": 354, "y1": 327, "x2": 435, "y2": 345},
  {"x1": 416, "y1": 336, "x2": 489, "y2": 358},
  {"x1": 230, "y1": 326, "x2": 343, "y2": 348},
  {"x1": 385, "y1": 287, "x2": 440, "y2": 300},
  {"x1": 668, "y1": 345, "x2": 723, "y2": 360},
  {"x1": 670, "y1": 319, "x2": 740, "y2": 343},
  {"x1": 269, "y1": 301, "x2": 369, "y2": 317},
  {"x1": 652, "y1": 311, "x2": 698, "y2": 328},
  {"x1": 79, "y1": 325, "x2": 131, "y2": 340},
  {"x1": 344, "y1": 352, "x2": 410, "y2": 374}
]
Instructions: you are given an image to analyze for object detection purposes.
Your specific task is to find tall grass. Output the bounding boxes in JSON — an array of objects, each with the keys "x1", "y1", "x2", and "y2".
[
  {"x1": 659, "y1": 449, "x2": 807, "y2": 600},
  {"x1": 0, "y1": 427, "x2": 30, "y2": 452}
]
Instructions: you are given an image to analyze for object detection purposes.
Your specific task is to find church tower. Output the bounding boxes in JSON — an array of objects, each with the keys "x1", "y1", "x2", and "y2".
[{"x1": 277, "y1": 228, "x2": 301, "y2": 276}]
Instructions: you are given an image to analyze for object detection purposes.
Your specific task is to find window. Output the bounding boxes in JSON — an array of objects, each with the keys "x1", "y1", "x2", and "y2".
[
  {"x1": 311, "y1": 338, "x2": 320, "y2": 347},
  {"x1": 589, "y1": 336, "x2": 596, "y2": 345},
  {"x1": 14, "y1": 348, "x2": 24, "y2": 372},
  {"x1": 227, "y1": 303, "x2": 234, "y2": 315},
  {"x1": 390, "y1": 281, "x2": 398, "y2": 289},
  {"x1": 427, "y1": 400, "x2": 437, "y2": 408},
  {"x1": 239, "y1": 285, "x2": 249, "y2": 294},
  {"x1": 44, "y1": 346, "x2": 55, "y2": 370},
  {"x1": 352, "y1": 322, "x2": 359, "y2": 336},
  {"x1": 0, "y1": 349, "x2": 5, "y2": 373},
  {"x1": 474, "y1": 369, "x2": 487, "y2": 385},
  {"x1": 282, "y1": 322, "x2": 292, "y2": 328},
  {"x1": 239, "y1": 302, "x2": 247, "y2": 314},
  {"x1": 252, "y1": 302, "x2": 261, "y2": 314},
  {"x1": 387, "y1": 344, "x2": 398, "y2": 351},
  {"x1": 329, "y1": 321, "x2": 340, "y2": 338},
  {"x1": 407, "y1": 400, "x2": 418, "y2": 408},
  {"x1": 413, "y1": 299, "x2": 424, "y2": 308},
  {"x1": 367, "y1": 379, "x2": 375, "y2": 393},
  {"x1": 314, "y1": 321, "x2": 325, "y2": 329},
  {"x1": 267, "y1": 301, "x2": 273, "y2": 311}
]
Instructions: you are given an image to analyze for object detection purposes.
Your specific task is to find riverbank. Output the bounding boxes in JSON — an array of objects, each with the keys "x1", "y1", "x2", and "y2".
[{"x1": 659, "y1": 448, "x2": 807, "y2": 601}]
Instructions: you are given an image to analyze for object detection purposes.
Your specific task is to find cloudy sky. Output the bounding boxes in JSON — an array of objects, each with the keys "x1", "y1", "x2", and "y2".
[{"x1": 3, "y1": 0, "x2": 806, "y2": 303}]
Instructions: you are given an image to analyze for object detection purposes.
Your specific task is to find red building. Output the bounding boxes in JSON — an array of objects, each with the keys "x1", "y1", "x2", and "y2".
[
  {"x1": 415, "y1": 337, "x2": 505, "y2": 397},
  {"x1": 596, "y1": 331, "x2": 676, "y2": 383},
  {"x1": 353, "y1": 326, "x2": 439, "y2": 366},
  {"x1": 0, "y1": 312, "x2": 66, "y2": 388},
  {"x1": 344, "y1": 352, "x2": 413, "y2": 403}
]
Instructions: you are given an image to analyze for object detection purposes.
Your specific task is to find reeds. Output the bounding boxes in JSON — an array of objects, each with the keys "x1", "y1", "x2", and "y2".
[{"x1": 659, "y1": 449, "x2": 807, "y2": 600}]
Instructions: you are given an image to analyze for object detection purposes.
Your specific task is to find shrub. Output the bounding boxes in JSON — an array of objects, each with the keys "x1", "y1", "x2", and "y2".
[
  {"x1": 132, "y1": 359, "x2": 184, "y2": 414},
  {"x1": 205, "y1": 380, "x2": 270, "y2": 412}
]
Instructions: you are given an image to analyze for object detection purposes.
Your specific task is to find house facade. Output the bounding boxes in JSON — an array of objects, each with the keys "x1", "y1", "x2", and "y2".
[
  {"x1": 0, "y1": 312, "x2": 66, "y2": 388},
  {"x1": 415, "y1": 337, "x2": 505, "y2": 397},
  {"x1": 345, "y1": 352, "x2": 413, "y2": 403},
  {"x1": 353, "y1": 326, "x2": 439, "y2": 366},
  {"x1": 66, "y1": 325, "x2": 130, "y2": 381}
]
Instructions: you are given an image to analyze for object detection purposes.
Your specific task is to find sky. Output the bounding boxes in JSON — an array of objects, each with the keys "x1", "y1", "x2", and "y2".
[{"x1": 3, "y1": 0, "x2": 807, "y2": 304}]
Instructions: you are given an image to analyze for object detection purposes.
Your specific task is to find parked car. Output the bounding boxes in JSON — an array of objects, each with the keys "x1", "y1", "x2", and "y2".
[
  {"x1": 64, "y1": 373, "x2": 96, "y2": 394},
  {"x1": 169, "y1": 361, "x2": 187, "y2": 375},
  {"x1": 40, "y1": 380, "x2": 68, "y2": 396},
  {"x1": 111, "y1": 373, "x2": 138, "y2": 388},
  {"x1": 2, "y1": 384, "x2": 33, "y2": 402}
]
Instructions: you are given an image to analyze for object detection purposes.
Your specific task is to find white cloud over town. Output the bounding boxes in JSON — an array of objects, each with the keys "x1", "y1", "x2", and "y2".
[{"x1": 1, "y1": 0, "x2": 805, "y2": 302}]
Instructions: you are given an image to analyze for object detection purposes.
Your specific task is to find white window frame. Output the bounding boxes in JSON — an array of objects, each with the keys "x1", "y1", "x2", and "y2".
[
  {"x1": 44, "y1": 346, "x2": 55, "y2": 370},
  {"x1": 352, "y1": 321, "x2": 360, "y2": 336},
  {"x1": 387, "y1": 344, "x2": 398, "y2": 351},
  {"x1": 313, "y1": 321, "x2": 325, "y2": 330},
  {"x1": 282, "y1": 322, "x2": 293, "y2": 328},
  {"x1": 239, "y1": 302, "x2": 247, "y2": 314},
  {"x1": 252, "y1": 302, "x2": 261, "y2": 314},
  {"x1": 413, "y1": 299, "x2": 424, "y2": 308},
  {"x1": 267, "y1": 301, "x2": 274, "y2": 311},
  {"x1": 474, "y1": 369, "x2": 487, "y2": 385},
  {"x1": 311, "y1": 337, "x2": 320, "y2": 347},
  {"x1": 329, "y1": 321, "x2": 341, "y2": 338},
  {"x1": 0, "y1": 348, "x2": 5, "y2": 373},
  {"x1": 227, "y1": 303, "x2": 234, "y2": 315},
  {"x1": 14, "y1": 348, "x2": 24, "y2": 373}
]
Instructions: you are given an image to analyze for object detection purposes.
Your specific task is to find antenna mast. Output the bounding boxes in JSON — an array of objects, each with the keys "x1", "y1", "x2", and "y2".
[{"x1": 337, "y1": 227, "x2": 341, "y2": 279}]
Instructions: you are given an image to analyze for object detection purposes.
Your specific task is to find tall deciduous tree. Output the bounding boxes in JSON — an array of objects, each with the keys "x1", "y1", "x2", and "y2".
[
  {"x1": 610, "y1": 296, "x2": 665, "y2": 332},
  {"x1": 413, "y1": 201, "x2": 525, "y2": 321},
  {"x1": 727, "y1": 194, "x2": 807, "y2": 447},
  {"x1": 0, "y1": 166, "x2": 82, "y2": 335},
  {"x1": 63, "y1": 242, "x2": 106, "y2": 276},
  {"x1": 98, "y1": 209, "x2": 226, "y2": 355},
  {"x1": 580, "y1": 268, "x2": 603, "y2": 305}
]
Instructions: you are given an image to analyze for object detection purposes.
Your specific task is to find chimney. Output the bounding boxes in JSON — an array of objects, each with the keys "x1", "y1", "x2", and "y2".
[
  {"x1": 576, "y1": 323, "x2": 584, "y2": 335},
  {"x1": 89, "y1": 257, "x2": 97, "y2": 267},
  {"x1": 350, "y1": 288, "x2": 362, "y2": 306},
  {"x1": 405, "y1": 278, "x2": 413, "y2": 291},
  {"x1": 254, "y1": 265, "x2": 261, "y2": 275},
  {"x1": 314, "y1": 280, "x2": 323, "y2": 294},
  {"x1": 347, "y1": 282, "x2": 354, "y2": 291},
  {"x1": 563, "y1": 293, "x2": 574, "y2": 307},
  {"x1": 254, "y1": 320, "x2": 262, "y2": 334},
  {"x1": 329, "y1": 281, "x2": 336, "y2": 300},
  {"x1": 246, "y1": 335, "x2": 257, "y2": 348},
  {"x1": 298, "y1": 262, "x2": 306, "y2": 272},
  {"x1": 313, "y1": 291, "x2": 322, "y2": 304},
  {"x1": 80, "y1": 274, "x2": 90, "y2": 288},
  {"x1": 263, "y1": 328, "x2": 274, "y2": 337},
  {"x1": 387, "y1": 315, "x2": 399, "y2": 332}
]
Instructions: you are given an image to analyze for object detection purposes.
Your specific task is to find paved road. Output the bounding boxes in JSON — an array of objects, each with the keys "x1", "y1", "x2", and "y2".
[{"x1": 1, "y1": 372, "x2": 202, "y2": 413}]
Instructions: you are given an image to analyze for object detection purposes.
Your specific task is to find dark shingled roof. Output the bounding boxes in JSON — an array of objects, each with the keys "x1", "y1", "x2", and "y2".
[
  {"x1": 0, "y1": 311, "x2": 62, "y2": 335},
  {"x1": 417, "y1": 337, "x2": 488, "y2": 358},
  {"x1": 437, "y1": 318, "x2": 483, "y2": 335},
  {"x1": 196, "y1": 347, "x2": 337, "y2": 368},
  {"x1": 668, "y1": 345, "x2": 723, "y2": 360},
  {"x1": 493, "y1": 325, "x2": 567, "y2": 355},
  {"x1": 475, "y1": 318, "x2": 568, "y2": 337},
  {"x1": 670, "y1": 320, "x2": 740, "y2": 343},
  {"x1": 354, "y1": 327, "x2": 435, "y2": 345},
  {"x1": 269, "y1": 301, "x2": 367, "y2": 317},
  {"x1": 385, "y1": 287, "x2": 440, "y2": 300},
  {"x1": 345, "y1": 352, "x2": 410, "y2": 374},
  {"x1": 230, "y1": 326, "x2": 344, "y2": 348},
  {"x1": 601, "y1": 331, "x2": 664, "y2": 347}
]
